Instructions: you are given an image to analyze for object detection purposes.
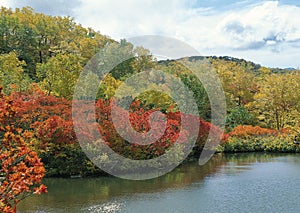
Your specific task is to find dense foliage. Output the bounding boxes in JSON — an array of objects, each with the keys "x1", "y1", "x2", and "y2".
[
  {"x1": 0, "y1": 88, "x2": 225, "y2": 176},
  {"x1": 0, "y1": 88, "x2": 47, "y2": 213}
]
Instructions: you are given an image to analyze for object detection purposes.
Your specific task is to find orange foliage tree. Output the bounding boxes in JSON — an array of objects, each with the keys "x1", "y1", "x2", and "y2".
[
  {"x1": 228, "y1": 125, "x2": 277, "y2": 138},
  {"x1": 0, "y1": 87, "x2": 47, "y2": 213}
]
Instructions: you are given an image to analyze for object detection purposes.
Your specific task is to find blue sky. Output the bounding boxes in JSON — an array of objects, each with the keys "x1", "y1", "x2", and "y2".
[{"x1": 1, "y1": 0, "x2": 300, "y2": 68}]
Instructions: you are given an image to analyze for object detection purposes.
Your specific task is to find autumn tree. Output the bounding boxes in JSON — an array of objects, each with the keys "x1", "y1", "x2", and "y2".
[
  {"x1": 36, "y1": 54, "x2": 83, "y2": 99},
  {"x1": 249, "y1": 73, "x2": 300, "y2": 130},
  {"x1": 130, "y1": 46, "x2": 157, "y2": 74},
  {"x1": 0, "y1": 52, "x2": 30, "y2": 94},
  {"x1": 0, "y1": 6, "x2": 112, "y2": 80},
  {"x1": 0, "y1": 87, "x2": 47, "y2": 213},
  {"x1": 157, "y1": 60, "x2": 211, "y2": 119},
  {"x1": 211, "y1": 59, "x2": 258, "y2": 108}
]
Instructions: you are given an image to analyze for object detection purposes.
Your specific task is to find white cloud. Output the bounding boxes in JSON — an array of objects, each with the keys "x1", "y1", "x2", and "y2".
[
  {"x1": 213, "y1": 1, "x2": 300, "y2": 67},
  {"x1": 73, "y1": 0, "x2": 193, "y2": 39},
  {"x1": 218, "y1": 1, "x2": 300, "y2": 50},
  {"x1": 72, "y1": 0, "x2": 300, "y2": 68},
  {"x1": 0, "y1": 0, "x2": 11, "y2": 7}
]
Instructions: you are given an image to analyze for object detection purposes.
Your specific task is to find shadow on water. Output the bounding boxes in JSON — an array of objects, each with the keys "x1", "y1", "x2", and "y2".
[{"x1": 17, "y1": 153, "x2": 299, "y2": 212}]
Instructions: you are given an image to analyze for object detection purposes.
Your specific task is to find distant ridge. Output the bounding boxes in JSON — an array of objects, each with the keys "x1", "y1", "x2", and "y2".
[{"x1": 158, "y1": 55, "x2": 298, "y2": 74}]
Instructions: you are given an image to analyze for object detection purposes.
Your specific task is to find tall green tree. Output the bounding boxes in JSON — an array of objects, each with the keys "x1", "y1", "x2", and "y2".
[
  {"x1": 37, "y1": 54, "x2": 83, "y2": 99},
  {"x1": 0, "y1": 52, "x2": 30, "y2": 94}
]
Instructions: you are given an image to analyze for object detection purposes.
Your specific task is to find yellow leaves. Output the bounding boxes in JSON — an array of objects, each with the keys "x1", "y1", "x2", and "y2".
[
  {"x1": 97, "y1": 74, "x2": 123, "y2": 99},
  {"x1": 259, "y1": 67, "x2": 271, "y2": 75},
  {"x1": 250, "y1": 72, "x2": 300, "y2": 129},
  {"x1": 211, "y1": 58, "x2": 257, "y2": 107},
  {"x1": 253, "y1": 93, "x2": 267, "y2": 100},
  {"x1": 37, "y1": 54, "x2": 83, "y2": 99},
  {"x1": 0, "y1": 52, "x2": 28, "y2": 94}
]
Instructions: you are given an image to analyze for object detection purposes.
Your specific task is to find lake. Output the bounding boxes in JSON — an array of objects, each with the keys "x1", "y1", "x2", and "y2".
[{"x1": 18, "y1": 153, "x2": 300, "y2": 212}]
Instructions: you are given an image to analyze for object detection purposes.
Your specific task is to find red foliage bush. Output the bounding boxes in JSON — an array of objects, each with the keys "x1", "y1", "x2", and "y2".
[
  {"x1": 2, "y1": 87, "x2": 226, "y2": 160},
  {"x1": 33, "y1": 116, "x2": 76, "y2": 146},
  {"x1": 228, "y1": 125, "x2": 277, "y2": 138}
]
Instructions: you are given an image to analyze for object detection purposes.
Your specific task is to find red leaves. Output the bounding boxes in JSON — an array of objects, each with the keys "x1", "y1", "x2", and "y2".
[
  {"x1": 224, "y1": 125, "x2": 292, "y2": 148},
  {"x1": 0, "y1": 88, "x2": 47, "y2": 213},
  {"x1": 198, "y1": 119, "x2": 228, "y2": 146},
  {"x1": 33, "y1": 116, "x2": 76, "y2": 146},
  {"x1": 228, "y1": 125, "x2": 277, "y2": 138},
  {"x1": 94, "y1": 99, "x2": 183, "y2": 158},
  {"x1": 7, "y1": 88, "x2": 71, "y2": 130},
  {"x1": 33, "y1": 184, "x2": 48, "y2": 195},
  {"x1": 94, "y1": 99, "x2": 226, "y2": 159},
  {"x1": 1, "y1": 86, "x2": 227, "y2": 176}
]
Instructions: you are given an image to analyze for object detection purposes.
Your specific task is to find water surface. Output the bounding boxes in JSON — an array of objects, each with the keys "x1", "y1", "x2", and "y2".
[{"x1": 18, "y1": 153, "x2": 300, "y2": 212}]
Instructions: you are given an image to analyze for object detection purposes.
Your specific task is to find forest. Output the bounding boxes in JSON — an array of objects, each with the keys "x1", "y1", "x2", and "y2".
[{"x1": 1, "y1": 7, "x2": 300, "y2": 212}]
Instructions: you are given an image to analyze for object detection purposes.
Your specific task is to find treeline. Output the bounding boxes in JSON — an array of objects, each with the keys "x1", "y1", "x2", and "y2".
[
  {"x1": 207, "y1": 57, "x2": 300, "y2": 131},
  {"x1": 0, "y1": 7, "x2": 222, "y2": 178},
  {"x1": 160, "y1": 55, "x2": 300, "y2": 132},
  {"x1": 2, "y1": 7, "x2": 300, "y2": 132},
  {"x1": 205, "y1": 56, "x2": 300, "y2": 153}
]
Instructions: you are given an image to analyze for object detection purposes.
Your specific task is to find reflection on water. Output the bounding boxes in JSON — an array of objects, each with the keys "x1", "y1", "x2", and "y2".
[
  {"x1": 17, "y1": 153, "x2": 300, "y2": 213},
  {"x1": 83, "y1": 201, "x2": 124, "y2": 213}
]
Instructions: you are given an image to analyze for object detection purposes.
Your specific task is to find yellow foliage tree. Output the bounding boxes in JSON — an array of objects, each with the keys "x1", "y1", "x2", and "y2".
[{"x1": 249, "y1": 73, "x2": 300, "y2": 130}]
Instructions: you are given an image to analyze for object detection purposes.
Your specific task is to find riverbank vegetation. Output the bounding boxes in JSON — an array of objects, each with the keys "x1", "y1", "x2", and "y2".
[{"x1": 1, "y1": 5, "x2": 300, "y2": 198}]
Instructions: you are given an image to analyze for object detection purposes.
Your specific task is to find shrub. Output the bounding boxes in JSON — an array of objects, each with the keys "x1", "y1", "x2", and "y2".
[{"x1": 223, "y1": 125, "x2": 296, "y2": 153}]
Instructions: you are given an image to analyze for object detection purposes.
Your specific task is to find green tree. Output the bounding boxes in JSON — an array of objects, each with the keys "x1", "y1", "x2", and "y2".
[
  {"x1": 0, "y1": 6, "x2": 113, "y2": 80},
  {"x1": 158, "y1": 60, "x2": 211, "y2": 119},
  {"x1": 0, "y1": 52, "x2": 30, "y2": 94},
  {"x1": 226, "y1": 107, "x2": 256, "y2": 131},
  {"x1": 37, "y1": 54, "x2": 83, "y2": 99}
]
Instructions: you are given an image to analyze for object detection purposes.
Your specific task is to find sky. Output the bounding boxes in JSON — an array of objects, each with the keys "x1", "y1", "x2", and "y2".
[{"x1": 1, "y1": 0, "x2": 300, "y2": 68}]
